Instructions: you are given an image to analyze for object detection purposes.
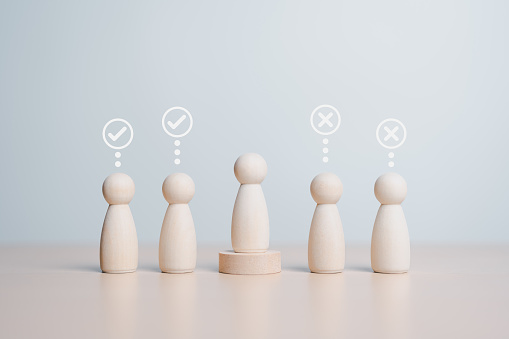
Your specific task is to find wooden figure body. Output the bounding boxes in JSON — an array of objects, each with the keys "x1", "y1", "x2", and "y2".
[
  {"x1": 371, "y1": 172, "x2": 410, "y2": 273},
  {"x1": 308, "y1": 173, "x2": 345, "y2": 273},
  {"x1": 159, "y1": 173, "x2": 197, "y2": 273},
  {"x1": 231, "y1": 153, "x2": 269, "y2": 253},
  {"x1": 100, "y1": 173, "x2": 138, "y2": 273}
]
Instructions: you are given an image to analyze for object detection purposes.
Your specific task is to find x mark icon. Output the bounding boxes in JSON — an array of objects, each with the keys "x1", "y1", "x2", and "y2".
[
  {"x1": 318, "y1": 112, "x2": 333, "y2": 128},
  {"x1": 384, "y1": 126, "x2": 399, "y2": 141}
]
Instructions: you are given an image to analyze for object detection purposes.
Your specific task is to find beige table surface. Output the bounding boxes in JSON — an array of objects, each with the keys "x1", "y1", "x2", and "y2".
[{"x1": 1, "y1": 245, "x2": 508, "y2": 339}]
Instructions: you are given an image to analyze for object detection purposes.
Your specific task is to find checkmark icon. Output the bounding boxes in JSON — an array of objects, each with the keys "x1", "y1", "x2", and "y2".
[
  {"x1": 108, "y1": 127, "x2": 127, "y2": 141},
  {"x1": 162, "y1": 107, "x2": 193, "y2": 138},
  {"x1": 167, "y1": 115, "x2": 187, "y2": 129}
]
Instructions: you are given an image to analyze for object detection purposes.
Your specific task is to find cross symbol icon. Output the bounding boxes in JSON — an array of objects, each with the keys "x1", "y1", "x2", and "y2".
[
  {"x1": 317, "y1": 112, "x2": 333, "y2": 128},
  {"x1": 383, "y1": 126, "x2": 399, "y2": 141},
  {"x1": 310, "y1": 105, "x2": 341, "y2": 136},
  {"x1": 376, "y1": 118, "x2": 406, "y2": 150}
]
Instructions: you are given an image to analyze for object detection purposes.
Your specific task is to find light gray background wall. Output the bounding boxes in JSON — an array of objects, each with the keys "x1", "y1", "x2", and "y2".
[{"x1": 1, "y1": 1, "x2": 508, "y2": 245}]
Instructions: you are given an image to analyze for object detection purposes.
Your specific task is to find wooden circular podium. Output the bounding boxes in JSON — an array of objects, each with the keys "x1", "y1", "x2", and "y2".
[{"x1": 219, "y1": 250, "x2": 281, "y2": 275}]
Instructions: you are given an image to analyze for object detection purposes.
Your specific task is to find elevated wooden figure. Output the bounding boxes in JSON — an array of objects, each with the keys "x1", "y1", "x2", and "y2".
[
  {"x1": 371, "y1": 172, "x2": 410, "y2": 274},
  {"x1": 308, "y1": 173, "x2": 345, "y2": 273},
  {"x1": 219, "y1": 153, "x2": 281, "y2": 275},
  {"x1": 159, "y1": 173, "x2": 197, "y2": 273},
  {"x1": 100, "y1": 173, "x2": 138, "y2": 273},
  {"x1": 231, "y1": 153, "x2": 270, "y2": 253}
]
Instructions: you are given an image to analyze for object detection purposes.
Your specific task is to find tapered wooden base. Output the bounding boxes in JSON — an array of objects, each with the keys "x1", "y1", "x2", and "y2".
[{"x1": 219, "y1": 250, "x2": 281, "y2": 275}]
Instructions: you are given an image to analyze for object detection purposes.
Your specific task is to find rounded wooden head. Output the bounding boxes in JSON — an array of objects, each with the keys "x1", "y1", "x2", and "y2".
[
  {"x1": 374, "y1": 172, "x2": 407, "y2": 204},
  {"x1": 310, "y1": 172, "x2": 343, "y2": 204},
  {"x1": 102, "y1": 173, "x2": 135, "y2": 205},
  {"x1": 234, "y1": 153, "x2": 268, "y2": 184},
  {"x1": 162, "y1": 173, "x2": 195, "y2": 204}
]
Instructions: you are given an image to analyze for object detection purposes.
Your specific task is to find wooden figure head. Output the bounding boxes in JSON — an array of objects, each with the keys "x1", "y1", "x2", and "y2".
[
  {"x1": 162, "y1": 173, "x2": 195, "y2": 204},
  {"x1": 102, "y1": 173, "x2": 135, "y2": 205},
  {"x1": 310, "y1": 172, "x2": 343, "y2": 204},
  {"x1": 234, "y1": 153, "x2": 268, "y2": 184},
  {"x1": 374, "y1": 172, "x2": 407, "y2": 205}
]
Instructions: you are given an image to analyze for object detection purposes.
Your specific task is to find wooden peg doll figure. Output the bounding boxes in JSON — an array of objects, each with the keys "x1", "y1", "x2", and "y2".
[
  {"x1": 159, "y1": 173, "x2": 197, "y2": 273},
  {"x1": 100, "y1": 173, "x2": 138, "y2": 273},
  {"x1": 308, "y1": 173, "x2": 345, "y2": 273}
]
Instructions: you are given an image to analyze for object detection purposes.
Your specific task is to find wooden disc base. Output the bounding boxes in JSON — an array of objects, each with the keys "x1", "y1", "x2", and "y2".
[{"x1": 219, "y1": 250, "x2": 281, "y2": 275}]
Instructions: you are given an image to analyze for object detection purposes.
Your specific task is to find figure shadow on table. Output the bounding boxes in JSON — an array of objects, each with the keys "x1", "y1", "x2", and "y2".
[
  {"x1": 197, "y1": 263, "x2": 220, "y2": 273},
  {"x1": 137, "y1": 265, "x2": 161, "y2": 273},
  {"x1": 347, "y1": 266, "x2": 374, "y2": 273},
  {"x1": 284, "y1": 266, "x2": 373, "y2": 273},
  {"x1": 284, "y1": 265, "x2": 310, "y2": 273},
  {"x1": 137, "y1": 264, "x2": 219, "y2": 273}
]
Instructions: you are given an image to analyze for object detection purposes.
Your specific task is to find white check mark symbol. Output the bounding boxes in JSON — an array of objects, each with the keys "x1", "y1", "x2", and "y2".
[
  {"x1": 108, "y1": 127, "x2": 127, "y2": 141},
  {"x1": 167, "y1": 115, "x2": 187, "y2": 129}
]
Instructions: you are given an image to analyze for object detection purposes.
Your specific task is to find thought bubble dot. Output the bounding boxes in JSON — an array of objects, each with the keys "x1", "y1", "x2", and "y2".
[
  {"x1": 174, "y1": 140, "x2": 180, "y2": 146},
  {"x1": 115, "y1": 152, "x2": 121, "y2": 158},
  {"x1": 323, "y1": 157, "x2": 329, "y2": 163},
  {"x1": 388, "y1": 152, "x2": 394, "y2": 158},
  {"x1": 175, "y1": 149, "x2": 181, "y2": 155},
  {"x1": 323, "y1": 138, "x2": 329, "y2": 145},
  {"x1": 174, "y1": 159, "x2": 181, "y2": 165},
  {"x1": 115, "y1": 161, "x2": 121, "y2": 167},
  {"x1": 388, "y1": 161, "x2": 395, "y2": 168}
]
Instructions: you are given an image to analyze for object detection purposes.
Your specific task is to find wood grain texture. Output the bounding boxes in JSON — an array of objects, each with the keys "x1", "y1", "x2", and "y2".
[
  {"x1": 159, "y1": 173, "x2": 197, "y2": 273},
  {"x1": 219, "y1": 250, "x2": 281, "y2": 275},
  {"x1": 100, "y1": 173, "x2": 138, "y2": 273},
  {"x1": 231, "y1": 184, "x2": 270, "y2": 253},
  {"x1": 308, "y1": 173, "x2": 345, "y2": 273},
  {"x1": 371, "y1": 173, "x2": 410, "y2": 274},
  {"x1": 308, "y1": 205, "x2": 345, "y2": 273},
  {"x1": 231, "y1": 153, "x2": 269, "y2": 253}
]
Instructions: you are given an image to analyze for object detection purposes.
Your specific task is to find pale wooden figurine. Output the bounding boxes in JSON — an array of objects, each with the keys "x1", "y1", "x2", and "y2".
[
  {"x1": 159, "y1": 173, "x2": 197, "y2": 273},
  {"x1": 308, "y1": 172, "x2": 345, "y2": 273},
  {"x1": 100, "y1": 173, "x2": 138, "y2": 273},
  {"x1": 231, "y1": 153, "x2": 269, "y2": 253},
  {"x1": 219, "y1": 153, "x2": 280, "y2": 275},
  {"x1": 371, "y1": 172, "x2": 410, "y2": 273}
]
